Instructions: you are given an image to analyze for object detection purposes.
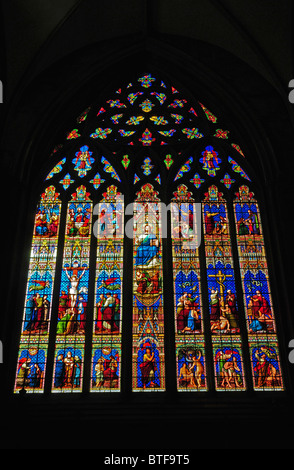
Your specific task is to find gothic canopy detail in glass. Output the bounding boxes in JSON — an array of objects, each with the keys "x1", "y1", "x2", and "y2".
[{"x1": 15, "y1": 73, "x2": 283, "y2": 394}]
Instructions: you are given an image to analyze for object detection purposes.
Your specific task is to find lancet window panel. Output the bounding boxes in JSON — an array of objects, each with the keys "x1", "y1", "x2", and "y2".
[
  {"x1": 14, "y1": 186, "x2": 62, "y2": 394},
  {"x1": 171, "y1": 184, "x2": 207, "y2": 392},
  {"x1": 14, "y1": 72, "x2": 285, "y2": 395},
  {"x1": 202, "y1": 185, "x2": 246, "y2": 391},
  {"x1": 91, "y1": 186, "x2": 124, "y2": 392},
  {"x1": 234, "y1": 186, "x2": 283, "y2": 391},
  {"x1": 52, "y1": 185, "x2": 92, "y2": 393},
  {"x1": 132, "y1": 184, "x2": 165, "y2": 392}
]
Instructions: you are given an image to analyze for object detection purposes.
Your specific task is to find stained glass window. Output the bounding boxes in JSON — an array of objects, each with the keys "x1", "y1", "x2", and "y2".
[
  {"x1": 15, "y1": 73, "x2": 284, "y2": 395},
  {"x1": 132, "y1": 184, "x2": 165, "y2": 391},
  {"x1": 203, "y1": 186, "x2": 245, "y2": 391},
  {"x1": 172, "y1": 185, "x2": 207, "y2": 391},
  {"x1": 52, "y1": 186, "x2": 92, "y2": 392},
  {"x1": 91, "y1": 185, "x2": 124, "y2": 392},
  {"x1": 15, "y1": 186, "x2": 61, "y2": 393},
  {"x1": 234, "y1": 186, "x2": 283, "y2": 390}
]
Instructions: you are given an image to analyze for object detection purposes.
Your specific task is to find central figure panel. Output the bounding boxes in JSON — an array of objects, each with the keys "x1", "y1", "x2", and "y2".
[{"x1": 132, "y1": 184, "x2": 165, "y2": 391}]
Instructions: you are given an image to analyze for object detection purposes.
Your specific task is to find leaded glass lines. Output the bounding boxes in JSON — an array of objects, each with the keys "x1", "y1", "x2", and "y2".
[
  {"x1": 15, "y1": 72, "x2": 285, "y2": 396},
  {"x1": 52, "y1": 186, "x2": 92, "y2": 392},
  {"x1": 14, "y1": 186, "x2": 61, "y2": 393},
  {"x1": 203, "y1": 186, "x2": 246, "y2": 391},
  {"x1": 172, "y1": 185, "x2": 207, "y2": 391}
]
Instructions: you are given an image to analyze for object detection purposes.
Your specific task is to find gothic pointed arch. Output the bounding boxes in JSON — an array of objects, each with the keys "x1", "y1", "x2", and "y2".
[{"x1": 14, "y1": 72, "x2": 284, "y2": 394}]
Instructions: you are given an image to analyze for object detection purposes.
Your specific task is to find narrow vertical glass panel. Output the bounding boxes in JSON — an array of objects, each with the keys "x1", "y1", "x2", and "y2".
[
  {"x1": 233, "y1": 186, "x2": 284, "y2": 390},
  {"x1": 132, "y1": 184, "x2": 165, "y2": 391},
  {"x1": 52, "y1": 186, "x2": 92, "y2": 393},
  {"x1": 171, "y1": 184, "x2": 207, "y2": 391},
  {"x1": 203, "y1": 185, "x2": 246, "y2": 391},
  {"x1": 14, "y1": 186, "x2": 61, "y2": 393},
  {"x1": 91, "y1": 185, "x2": 124, "y2": 392},
  {"x1": 249, "y1": 337, "x2": 283, "y2": 391},
  {"x1": 212, "y1": 337, "x2": 246, "y2": 391}
]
